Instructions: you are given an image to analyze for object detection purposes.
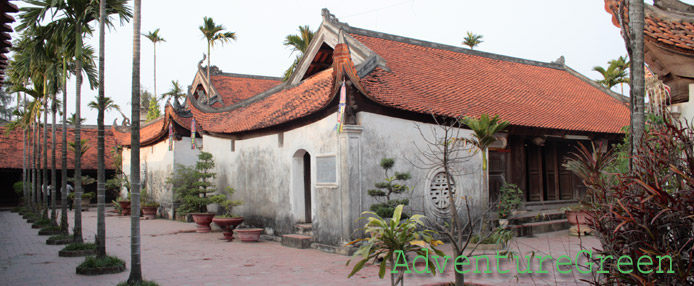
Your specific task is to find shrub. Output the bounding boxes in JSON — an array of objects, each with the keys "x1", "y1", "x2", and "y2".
[
  {"x1": 13, "y1": 181, "x2": 23, "y2": 197},
  {"x1": 367, "y1": 158, "x2": 411, "y2": 218},
  {"x1": 78, "y1": 255, "x2": 125, "y2": 269},
  {"x1": 169, "y1": 152, "x2": 226, "y2": 214},
  {"x1": 497, "y1": 183, "x2": 522, "y2": 219},
  {"x1": 62, "y1": 242, "x2": 96, "y2": 251},
  {"x1": 569, "y1": 115, "x2": 694, "y2": 285}
]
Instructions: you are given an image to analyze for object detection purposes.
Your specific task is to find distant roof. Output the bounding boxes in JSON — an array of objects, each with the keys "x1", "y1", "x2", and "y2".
[
  {"x1": 112, "y1": 103, "x2": 197, "y2": 147},
  {"x1": 209, "y1": 73, "x2": 282, "y2": 108},
  {"x1": 189, "y1": 68, "x2": 334, "y2": 134},
  {"x1": 0, "y1": 125, "x2": 116, "y2": 170}
]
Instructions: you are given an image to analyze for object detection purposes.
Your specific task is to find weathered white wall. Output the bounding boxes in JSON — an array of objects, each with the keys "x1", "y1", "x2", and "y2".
[
  {"x1": 121, "y1": 136, "x2": 201, "y2": 219},
  {"x1": 356, "y1": 112, "x2": 484, "y2": 226},
  {"x1": 203, "y1": 113, "x2": 341, "y2": 243},
  {"x1": 672, "y1": 84, "x2": 694, "y2": 123}
]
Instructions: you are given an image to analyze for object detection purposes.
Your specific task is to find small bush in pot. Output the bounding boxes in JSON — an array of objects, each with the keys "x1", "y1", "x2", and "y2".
[
  {"x1": 497, "y1": 183, "x2": 522, "y2": 227},
  {"x1": 169, "y1": 151, "x2": 227, "y2": 232},
  {"x1": 212, "y1": 187, "x2": 245, "y2": 241}
]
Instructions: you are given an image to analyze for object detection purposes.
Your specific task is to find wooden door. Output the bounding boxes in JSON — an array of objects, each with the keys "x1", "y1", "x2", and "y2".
[
  {"x1": 488, "y1": 151, "x2": 508, "y2": 206},
  {"x1": 526, "y1": 144, "x2": 543, "y2": 201}
]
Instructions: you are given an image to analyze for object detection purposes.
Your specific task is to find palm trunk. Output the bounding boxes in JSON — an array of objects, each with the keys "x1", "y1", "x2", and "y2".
[
  {"x1": 127, "y1": 0, "x2": 143, "y2": 282},
  {"x1": 73, "y1": 24, "x2": 84, "y2": 244},
  {"x1": 34, "y1": 116, "x2": 39, "y2": 210},
  {"x1": 60, "y1": 58, "x2": 69, "y2": 234},
  {"x1": 629, "y1": 0, "x2": 645, "y2": 170},
  {"x1": 43, "y1": 81, "x2": 49, "y2": 219},
  {"x1": 51, "y1": 91, "x2": 57, "y2": 225},
  {"x1": 206, "y1": 43, "x2": 211, "y2": 103},
  {"x1": 96, "y1": 0, "x2": 107, "y2": 258},
  {"x1": 23, "y1": 93, "x2": 28, "y2": 206},
  {"x1": 153, "y1": 43, "x2": 157, "y2": 99}
]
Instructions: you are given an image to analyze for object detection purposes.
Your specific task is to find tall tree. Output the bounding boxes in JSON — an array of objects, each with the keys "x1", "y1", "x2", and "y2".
[
  {"x1": 161, "y1": 80, "x2": 185, "y2": 104},
  {"x1": 96, "y1": 0, "x2": 107, "y2": 258},
  {"x1": 199, "y1": 16, "x2": 235, "y2": 101},
  {"x1": 143, "y1": 28, "x2": 164, "y2": 98},
  {"x1": 625, "y1": 0, "x2": 645, "y2": 170},
  {"x1": 19, "y1": 0, "x2": 132, "y2": 242},
  {"x1": 282, "y1": 25, "x2": 314, "y2": 81},
  {"x1": 128, "y1": 0, "x2": 143, "y2": 283},
  {"x1": 145, "y1": 96, "x2": 160, "y2": 122},
  {"x1": 462, "y1": 31, "x2": 483, "y2": 50},
  {"x1": 593, "y1": 56, "x2": 629, "y2": 91}
]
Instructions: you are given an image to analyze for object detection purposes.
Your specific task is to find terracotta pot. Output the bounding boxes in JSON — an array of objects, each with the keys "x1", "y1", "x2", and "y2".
[
  {"x1": 233, "y1": 228, "x2": 263, "y2": 242},
  {"x1": 192, "y1": 213, "x2": 216, "y2": 233},
  {"x1": 142, "y1": 206, "x2": 157, "y2": 220},
  {"x1": 212, "y1": 217, "x2": 244, "y2": 240},
  {"x1": 80, "y1": 199, "x2": 90, "y2": 211},
  {"x1": 565, "y1": 210, "x2": 593, "y2": 225},
  {"x1": 118, "y1": 201, "x2": 131, "y2": 216}
]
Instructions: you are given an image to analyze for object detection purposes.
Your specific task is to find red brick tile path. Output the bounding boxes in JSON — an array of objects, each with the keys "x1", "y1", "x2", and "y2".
[{"x1": 0, "y1": 209, "x2": 599, "y2": 285}]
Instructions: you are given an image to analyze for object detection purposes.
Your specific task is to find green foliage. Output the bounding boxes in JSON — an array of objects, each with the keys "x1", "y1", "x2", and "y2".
[
  {"x1": 169, "y1": 151, "x2": 226, "y2": 214},
  {"x1": 462, "y1": 31, "x2": 484, "y2": 49},
  {"x1": 367, "y1": 158, "x2": 411, "y2": 218},
  {"x1": 78, "y1": 255, "x2": 125, "y2": 269},
  {"x1": 68, "y1": 191, "x2": 95, "y2": 201},
  {"x1": 283, "y1": 25, "x2": 314, "y2": 81},
  {"x1": 13, "y1": 181, "x2": 23, "y2": 197},
  {"x1": 141, "y1": 187, "x2": 159, "y2": 208},
  {"x1": 145, "y1": 95, "x2": 161, "y2": 122},
  {"x1": 116, "y1": 280, "x2": 159, "y2": 286},
  {"x1": 34, "y1": 217, "x2": 51, "y2": 227},
  {"x1": 48, "y1": 234, "x2": 72, "y2": 241},
  {"x1": 40, "y1": 225, "x2": 61, "y2": 232},
  {"x1": 216, "y1": 187, "x2": 243, "y2": 217},
  {"x1": 346, "y1": 205, "x2": 444, "y2": 285},
  {"x1": 62, "y1": 242, "x2": 96, "y2": 251},
  {"x1": 497, "y1": 183, "x2": 523, "y2": 219},
  {"x1": 593, "y1": 55, "x2": 629, "y2": 89},
  {"x1": 460, "y1": 114, "x2": 509, "y2": 170}
]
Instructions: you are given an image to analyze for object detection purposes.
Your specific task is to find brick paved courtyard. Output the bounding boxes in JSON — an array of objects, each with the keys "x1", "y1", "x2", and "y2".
[{"x1": 0, "y1": 209, "x2": 600, "y2": 286}]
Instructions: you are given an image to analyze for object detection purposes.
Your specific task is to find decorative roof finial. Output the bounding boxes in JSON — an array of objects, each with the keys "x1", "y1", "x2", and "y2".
[{"x1": 553, "y1": 55, "x2": 565, "y2": 65}]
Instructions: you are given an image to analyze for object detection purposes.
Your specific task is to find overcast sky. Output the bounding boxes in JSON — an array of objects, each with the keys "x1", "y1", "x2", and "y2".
[{"x1": 11, "y1": 0, "x2": 636, "y2": 125}]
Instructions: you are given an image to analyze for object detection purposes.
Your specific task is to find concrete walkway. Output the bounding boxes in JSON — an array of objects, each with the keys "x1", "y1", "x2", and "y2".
[{"x1": 0, "y1": 208, "x2": 600, "y2": 285}]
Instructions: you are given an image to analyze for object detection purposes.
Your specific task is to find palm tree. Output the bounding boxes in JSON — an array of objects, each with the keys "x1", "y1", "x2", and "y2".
[
  {"x1": 629, "y1": 0, "x2": 645, "y2": 169},
  {"x1": 128, "y1": 0, "x2": 143, "y2": 283},
  {"x1": 199, "y1": 16, "x2": 236, "y2": 100},
  {"x1": 143, "y1": 28, "x2": 165, "y2": 98},
  {"x1": 593, "y1": 57, "x2": 629, "y2": 91},
  {"x1": 462, "y1": 31, "x2": 483, "y2": 50},
  {"x1": 161, "y1": 80, "x2": 185, "y2": 104},
  {"x1": 19, "y1": 0, "x2": 131, "y2": 243},
  {"x1": 461, "y1": 114, "x2": 509, "y2": 206},
  {"x1": 283, "y1": 25, "x2": 314, "y2": 81},
  {"x1": 96, "y1": 0, "x2": 107, "y2": 258}
]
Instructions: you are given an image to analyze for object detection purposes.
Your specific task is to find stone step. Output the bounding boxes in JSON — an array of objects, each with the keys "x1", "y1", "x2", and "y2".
[
  {"x1": 281, "y1": 234, "x2": 312, "y2": 249},
  {"x1": 507, "y1": 209, "x2": 566, "y2": 225},
  {"x1": 508, "y1": 219, "x2": 571, "y2": 237},
  {"x1": 295, "y1": 223, "x2": 313, "y2": 236}
]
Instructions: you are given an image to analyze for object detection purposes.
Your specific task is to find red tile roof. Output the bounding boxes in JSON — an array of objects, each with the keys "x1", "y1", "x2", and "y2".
[
  {"x1": 209, "y1": 74, "x2": 281, "y2": 108},
  {"x1": 189, "y1": 68, "x2": 334, "y2": 134},
  {"x1": 0, "y1": 125, "x2": 116, "y2": 170},
  {"x1": 605, "y1": 0, "x2": 694, "y2": 54},
  {"x1": 112, "y1": 104, "x2": 196, "y2": 147},
  {"x1": 350, "y1": 33, "x2": 630, "y2": 134}
]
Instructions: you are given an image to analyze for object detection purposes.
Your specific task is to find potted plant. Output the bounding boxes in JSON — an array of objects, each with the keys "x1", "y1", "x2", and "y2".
[
  {"x1": 107, "y1": 173, "x2": 131, "y2": 216},
  {"x1": 69, "y1": 192, "x2": 95, "y2": 211},
  {"x1": 212, "y1": 187, "x2": 244, "y2": 241},
  {"x1": 562, "y1": 205, "x2": 593, "y2": 236},
  {"x1": 497, "y1": 183, "x2": 523, "y2": 228},
  {"x1": 170, "y1": 151, "x2": 227, "y2": 233},
  {"x1": 141, "y1": 187, "x2": 159, "y2": 220}
]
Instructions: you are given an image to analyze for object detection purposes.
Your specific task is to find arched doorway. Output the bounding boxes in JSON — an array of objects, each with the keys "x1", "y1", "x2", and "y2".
[{"x1": 292, "y1": 150, "x2": 312, "y2": 223}]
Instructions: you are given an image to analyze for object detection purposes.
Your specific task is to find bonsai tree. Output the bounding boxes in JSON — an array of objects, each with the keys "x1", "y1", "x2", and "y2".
[
  {"x1": 367, "y1": 158, "x2": 411, "y2": 218},
  {"x1": 497, "y1": 183, "x2": 523, "y2": 219},
  {"x1": 141, "y1": 187, "x2": 159, "y2": 208},
  {"x1": 215, "y1": 187, "x2": 243, "y2": 218},
  {"x1": 170, "y1": 151, "x2": 226, "y2": 214}
]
